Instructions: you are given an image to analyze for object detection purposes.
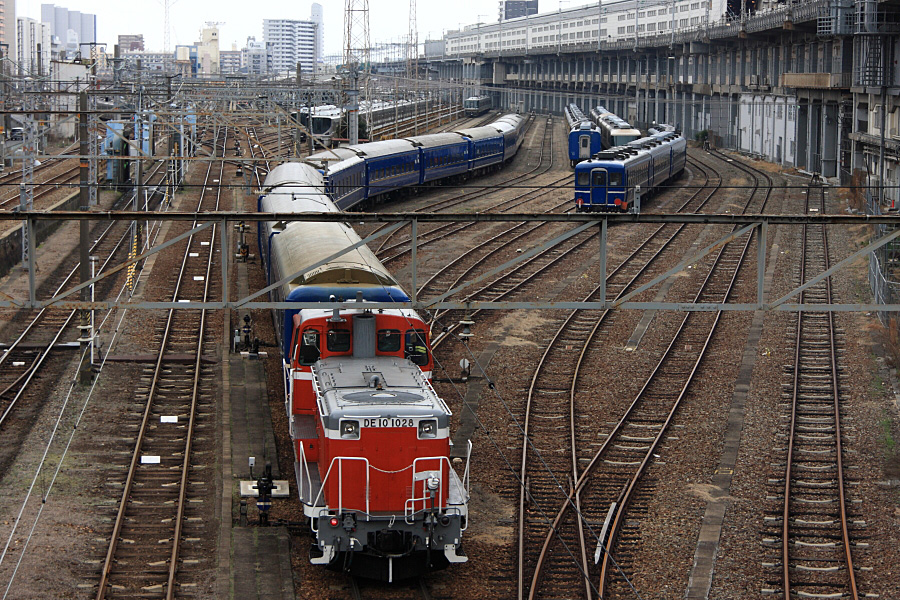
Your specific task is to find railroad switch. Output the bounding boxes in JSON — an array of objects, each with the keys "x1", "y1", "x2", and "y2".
[
  {"x1": 234, "y1": 221, "x2": 254, "y2": 262},
  {"x1": 255, "y1": 462, "x2": 274, "y2": 526},
  {"x1": 242, "y1": 314, "x2": 252, "y2": 348}
]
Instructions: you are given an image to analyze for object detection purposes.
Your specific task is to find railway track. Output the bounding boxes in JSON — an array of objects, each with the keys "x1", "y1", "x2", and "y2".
[
  {"x1": 426, "y1": 155, "x2": 713, "y2": 351},
  {"x1": 512, "y1": 149, "x2": 782, "y2": 599},
  {"x1": 0, "y1": 151, "x2": 173, "y2": 440},
  {"x1": 763, "y1": 182, "x2": 863, "y2": 599},
  {"x1": 348, "y1": 576, "x2": 433, "y2": 600},
  {"x1": 93, "y1": 128, "x2": 225, "y2": 599},
  {"x1": 0, "y1": 219, "x2": 130, "y2": 430}
]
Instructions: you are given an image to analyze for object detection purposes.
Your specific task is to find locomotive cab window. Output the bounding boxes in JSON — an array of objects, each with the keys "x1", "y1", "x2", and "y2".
[
  {"x1": 592, "y1": 170, "x2": 607, "y2": 186},
  {"x1": 299, "y1": 329, "x2": 321, "y2": 365},
  {"x1": 326, "y1": 328, "x2": 351, "y2": 352},
  {"x1": 405, "y1": 329, "x2": 429, "y2": 366},
  {"x1": 609, "y1": 171, "x2": 623, "y2": 186},
  {"x1": 377, "y1": 329, "x2": 402, "y2": 352}
]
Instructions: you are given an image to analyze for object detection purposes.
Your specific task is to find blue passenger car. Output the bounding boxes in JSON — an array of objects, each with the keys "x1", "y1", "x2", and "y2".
[
  {"x1": 573, "y1": 131, "x2": 686, "y2": 214},
  {"x1": 408, "y1": 133, "x2": 470, "y2": 183},
  {"x1": 457, "y1": 127, "x2": 504, "y2": 172},
  {"x1": 495, "y1": 115, "x2": 526, "y2": 161},
  {"x1": 565, "y1": 104, "x2": 603, "y2": 167},
  {"x1": 353, "y1": 140, "x2": 420, "y2": 200},
  {"x1": 568, "y1": 122, "x2": 604, "y2": 168},
  {"x1": 574, "y1": 147, "x2": 650, "y2": 213},
  {"x1": 325, "y1": 157, "x2": 367, "y2": 209}
]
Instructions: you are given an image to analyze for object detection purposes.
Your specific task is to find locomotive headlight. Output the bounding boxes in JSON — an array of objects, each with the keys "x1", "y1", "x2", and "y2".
[
  {"x1": 426, "y1": 476, "x2": 440, "y2": 491},
  {"x1": 418, "y1": 419, "x2": 437, "y2": 439},
  {"x1": 340, "y1": 420, "x2": 360, "y2": 439}
]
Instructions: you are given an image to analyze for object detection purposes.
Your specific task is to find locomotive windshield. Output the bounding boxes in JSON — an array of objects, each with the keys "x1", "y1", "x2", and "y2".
[
  {"x1": 300, "y1": 329, "x2": 320, "y2": 365},
  {"x1": 327, "y1": 328, "x2": 351, "y2": 352},
  {"x1": 378, "y1": 329, "x2": 402, "y2": 352},
  {"x1": 592, "y1": 170, "x2": 607, "y2": 186},
  {"x1": 311, "y1": 116, "x2": 333, "y2": 135},
  {"x1": 405, "y1": 329, "x2": 429, "y2": 366},
  {"x1": 612, "y1": 134, "x2": 640, "y2": 146},
  {"x1": 576, "y1": 171, "x2": 590, "y2": 186},
  {"x1": 609, "y1": 171, "x2": 623, "y2": 186}
]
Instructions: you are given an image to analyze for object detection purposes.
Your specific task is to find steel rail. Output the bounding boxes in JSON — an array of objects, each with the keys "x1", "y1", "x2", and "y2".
[
  {"x1": 524, "y1": 156, "x2": 715, "y2": 599},
  {"x1": 521, "y1": 156, "x2": 719, "y2": 599},
  {"x1": 0, "y1": 190, "x2": 143, "y2": 430},
  {"x1": 781, "y1": 183, "x2": 859, "y2": 600},
  {"x1": 165, "y1": 131, "x2": 223, "y2": 600},
  {"x1": 594, "y1": 151, "x2": 776, "y2": 597},
  {"x1": 95, "y1": 126, "x2": 225, "y2": 599}
]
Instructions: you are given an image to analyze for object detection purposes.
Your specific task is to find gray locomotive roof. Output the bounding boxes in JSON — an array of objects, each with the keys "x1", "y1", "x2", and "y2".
[
  {"x1": 259, "y1": 192, "x2": 338, "y2": 215},
  {"x1": 405, "y1": 132, "x2": 467, "y2": 148},
  {"x1": 306, "y1": 147, "x2": 361, "y2": 166},
  {"x1": 348, "y1": 139, "x2": 417, "y2": 158},
  {"x1": 314, "y1": 356, "x2": 450, "y2": 428},
  {"x1": 262, "y1": 162, "x2": 322, "y2": 192}
]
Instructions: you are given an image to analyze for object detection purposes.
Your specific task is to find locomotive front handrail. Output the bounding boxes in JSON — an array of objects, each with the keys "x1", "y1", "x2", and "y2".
[
  {"x1": 404, "y1": 455, "x2": 469, "y2": 522},
  {"x1": 312, "y1": 455, "x2": 372, "y2": 517}
]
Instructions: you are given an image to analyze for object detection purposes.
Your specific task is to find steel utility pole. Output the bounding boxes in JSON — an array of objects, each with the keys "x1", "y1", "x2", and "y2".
[
  {"x1": 78, "y1": 91, "x2": 93, "y2": 383},
  {"x1": 408, "y1": 0, "x2": 419, "y2": 134},
  {"x1": 344, "y1": 0, "x2": 371, "y2": 145}
]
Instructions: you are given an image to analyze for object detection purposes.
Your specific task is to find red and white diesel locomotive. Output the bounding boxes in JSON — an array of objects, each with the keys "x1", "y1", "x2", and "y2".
[{"x1": 258, "y1": 162, "x2": 470, "y2": 581}]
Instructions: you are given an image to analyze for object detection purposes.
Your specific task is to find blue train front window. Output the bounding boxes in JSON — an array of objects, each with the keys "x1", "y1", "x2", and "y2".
[
  {"x1": 609, "y1": 171, "x2": 623, "y2": 186},
  {"x1": 576, "y1": 171, "x2": 590, "y2": 187},
  {"x1": 592, "y1": 171, "x2": 607, "y2": 186}
]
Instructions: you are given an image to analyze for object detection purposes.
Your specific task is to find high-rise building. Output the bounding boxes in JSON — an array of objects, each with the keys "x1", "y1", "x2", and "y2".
[
  {"x1": 263, "y1": 3, "x2": 323, "y2": 75},
  {"x1": 0, "y1": 0, "x2": 16, "y2": 63},
  {"x1": 117, "y1": 34, "x2": 144, "y2": 52},
  {"x1": 40, "y1": 3, "x2": 96, "y2": 59},
  {"x1": 242, "y1": 37, "x2": 271, "y2": 75},
  {"x1": 500, "y1": 0, "x2": 539, "y2": 21},
  {"x1": 220, "y1": 49, "x2": 241, "y2": 74},
  {"x1": 16, "y1": 16, "x2": 51, "y2": 75},
  {"x1": 196, "y1": 25, "x2": 219, "y2": 74}
]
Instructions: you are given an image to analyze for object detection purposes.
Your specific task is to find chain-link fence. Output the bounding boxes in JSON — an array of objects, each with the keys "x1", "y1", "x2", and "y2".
[{"x1": 866, "y1": 189, "x2": 900, "y2": 325}]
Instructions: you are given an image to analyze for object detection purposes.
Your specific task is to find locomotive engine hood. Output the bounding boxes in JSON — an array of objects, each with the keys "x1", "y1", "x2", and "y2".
[{"x1": 314, "y1": 356, "x2": 450, "y2": 430}]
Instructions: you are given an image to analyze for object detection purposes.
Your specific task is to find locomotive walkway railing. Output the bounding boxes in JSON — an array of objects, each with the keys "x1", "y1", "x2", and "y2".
[{"x1": 4, "y1": 210, "x2": 900, "y2": 313}]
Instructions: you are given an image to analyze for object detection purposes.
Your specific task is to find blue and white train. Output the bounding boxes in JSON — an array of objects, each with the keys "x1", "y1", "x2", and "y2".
[
  {"x1": 304, "y1": 113, "x2": 527, "y2": 210},
  {"x1": 589, "y1": 106, "x2": 642, "y2": 149},
  {"x1": 565, "y1": 103, "x2": 603, "y2": 168},
  {"x1": 574, "y1": 129, "x2": 686, "y2": 214}
]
